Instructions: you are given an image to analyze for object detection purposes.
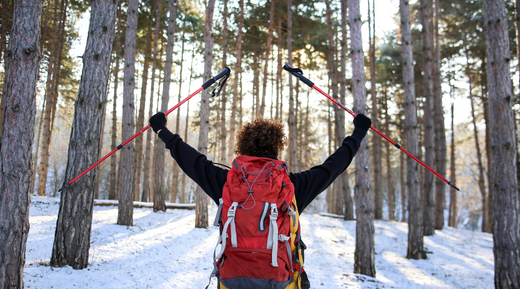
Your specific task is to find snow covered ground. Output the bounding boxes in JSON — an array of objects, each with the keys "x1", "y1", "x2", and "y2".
[{"x1": 24, "y1": 196, "x2": 494, "y2": 288}]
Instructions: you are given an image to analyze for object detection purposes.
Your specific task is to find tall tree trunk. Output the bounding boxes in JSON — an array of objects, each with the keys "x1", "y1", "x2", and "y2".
[
  {"x1": 182, "y1": 49, "x2": 195, "y2": 204},
  {"x1": 142, "y1": 0, "x2": 161, "y2": 202},
  {"x1": 170, "y1": 28, "x2": 187, "y2": 203},
  {"x1": 432, "y1": 0, "x2": 446, "y2": 230},
  {"x1": 469, "y1": 78, "x2": 487, "y2": 232},
  {"x1": 400, "y1": 0, "x2": 426, "y2": 260},
  {"x1": 481, "y1": 57, "x2": 493, "y2": 233},
  {"x1": 259, "y1": 0, "x2": 276, "y2": 118},
  {"x1": 303, "y1": 89, "x2": 310, "y2": 167},
  {"x1": 400, "y1": 119, "x2": 407, "y2": 222},
  {"x1": 220, "y1": 0, "x2": 229, "y2": 165},
  {"x1": 226, "y1": 0, "x2": 243, "y2": 165},
  {"x1": 94, "y1": 107, "x2": 106, "y2": 200},
  {"x1": 252, "y1": 53, "x2": 259, "y2": 118},
  {"x1": 50, "y1": 0, "x2": 118, "y2": 268},
  {"x1": 287, "y1": 0, "x2": 298, "y2": 173},
  {"x1": 325, "y1": 0, "x2": 342, "y2": 216},
  {"x1": 339, "y1": 0, "x2": 353, "y2": 219},
  {"x1": 368, "y1": 0, "x2": 382, "y2": 220},
  {"x1": 483, "y1": 1, "x2": 520, "y2": 287},
  {"x1": 31, "y1": 96, "x2": 46, "y2": 195},
  {"x1": 384, "y1": 89, "x2": 394, "y2": 220},
  {"x1": 196, "y1": 0, "x2": 216, "y2": 228},
  {"x1": 150, "y1": 63, "x2": 165, "y2": 202},
  {"x1": 36, "y1": 0, "x2": 65, "y2": 197},
  {"x1": 515, "y1": 0, "x2": 520, "y2": 196},
  {"x1": 154, "y1": 0, "x2": 177, "y2": 212},
  {"x1": 118, "y1": 0, "x2": 138, "y2": 225},
  {"x1": 419, "y1": 0, "x2": 435, "y2": 236},
  {"x1": 275, "y1": 17, "x2": 282, "y2": 121},
  {"x1": 448, "y1": 74, "x2": 457, "y2": 227},
  {"x1": 109, "y1": 4, "x2": 122, "y2": 201},
  {"x1": 0, "y1": 0, "x2": 42, "y2": 286},
  {"x1": 0, "y1": 0, "x2": 14, "y2": 140},
  {"x1": 348, "y1": 0, "x2": 375, "y2": 276},
  {"x1": 134, "y1": 8, "x2": 154, "y2": 202}
]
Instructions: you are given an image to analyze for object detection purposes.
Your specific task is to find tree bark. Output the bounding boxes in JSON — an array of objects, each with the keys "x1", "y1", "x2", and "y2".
[
  {"x1": 50, "y1": 0, "x2": 118, "y2": 268},
  {"x1": 419, "y1": 0, "x2": 435, "y2": 236},
  {"x1": 170, "y1": 27, "x2": 187, "y2": 203},
  {"x1": 432, "y1": 0, "x2": 446, "y2": 230},
  {"x1": 275, "y1": 17, "x2": 282, "y2": 121},
  {"x1": 287, "y1": 0, "x2": 298, "y2": 173},
  {"x1": 134, "y1": 8, "x2": 153, "y2": 202},
  {"x1": 182, "y1": 49, "x2": 195, "y2": 203},
  {"x1": 220, "y1": 0, "x2": 228, "y2": 165},
  {"x1": 0, "y1": 0, "x2": 14, "y2": 139},
  {"x1": 259, "y1": 0, "x2": 276, "y2": 118},
  {"x1": 252, "y1": 53, "x2": 259, "y2": 118},
  {"x1": 367, "y1": 0, "x2": 382, "y2": 220},
  {"x1": 154, "y1": 0, "x2": 177, "y2": 212},
  {"x1": 0, "y1": 0, "x2": 42, "y2": 286},
  {"x1": 339, "y1": 0, "x2": 353, "y2": 220},
  {"x1": 227, "y1": 0, "x2": 243, "y2": 164},
  {"x1": 400, "y1": 124, "x2": 406, "y2": 222},
  {"x1": 448, "y1": 75, "x2": 457, "y2": 227},
  {"x1": 30, "y1": 99, "x2": 46, "y2": 196},
  {"x1": 483, "y1": 1, "x2": 520, "y2": 287},
  {"x1": 117, "y1": 0, "x2": 138, "y2": 225},
  {"x1": 469, "y1": 78, "x2": 487, "y2": 232},
  {"x1": 109, "y1": 5, "x2": 122, "y2": 201},
  {"x1": 142, "y1": 0, "x2": 161, "y2": 202},
  {"x1": 348, "y1": 0, "x2": 376, "y2": 276},
  {"x1": 400, "y1": 0, "x2": 426, "y2": 260},
  {"x1": 384, "y1": 89, "x2": 394, "y2": 220},
  {"x1": 196, "y1": 0, "x2": 216, "y2": 228},
  {"x1": 481, "y1": 58, "x2": 493, "y2": 233}
]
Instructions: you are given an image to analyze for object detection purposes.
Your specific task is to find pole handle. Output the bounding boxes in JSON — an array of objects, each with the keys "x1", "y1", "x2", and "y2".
[
  {"x1": 202, "y1": 67, "x2": 231, "y2": 89},
  {"x1": 283, "y1": 64, "x2": 314, "y2": 88}
]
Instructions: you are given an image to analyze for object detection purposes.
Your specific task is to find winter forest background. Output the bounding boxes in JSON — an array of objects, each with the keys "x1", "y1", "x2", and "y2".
[{"x1": 0, "y1": 0, "x2": 519, "y2": 288}]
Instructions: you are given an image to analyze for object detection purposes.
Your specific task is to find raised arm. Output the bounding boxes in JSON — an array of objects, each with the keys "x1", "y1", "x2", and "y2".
[
  {"x1": 150, "y1": 112, "x2": 228, "y2": 204},
  {"x1": 290, "y1": 114, "x2": 372, "y2": 212}
]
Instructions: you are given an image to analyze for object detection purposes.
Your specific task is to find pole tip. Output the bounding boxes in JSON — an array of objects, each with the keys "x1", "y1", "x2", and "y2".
[{"x1": 448, "y1": 182, "x2": 461, "y2": 192}]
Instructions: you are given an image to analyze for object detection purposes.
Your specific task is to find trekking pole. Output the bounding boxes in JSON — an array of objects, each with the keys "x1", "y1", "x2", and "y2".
[
  {"x1": 63, "y1": 67, "x2": 231, "y2": 189},
  {"x1": 283, "y1": 63, "x2": 461, "y2": 193}
]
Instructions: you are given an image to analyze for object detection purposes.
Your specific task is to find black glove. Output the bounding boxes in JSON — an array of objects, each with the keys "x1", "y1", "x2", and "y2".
[
  {"x1": 353, "y1": 113, "x2": 372, "y2": 131},
  {"x1": 149, "y1": 112, "x2": 167, "y2": 133}
]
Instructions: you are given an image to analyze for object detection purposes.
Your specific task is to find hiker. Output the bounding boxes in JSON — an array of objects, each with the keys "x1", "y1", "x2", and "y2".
[{"x1": 149, "y1": 112, "x2": 371, "y2": 289}]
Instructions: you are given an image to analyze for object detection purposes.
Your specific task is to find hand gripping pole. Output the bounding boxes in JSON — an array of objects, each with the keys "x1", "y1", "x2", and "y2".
[
  {"x1": 283, "y1": 64, "x2": 460, "y2": 193},
  {"x1": 63, "y1": 67, "x2": 231, "y2": 189}
]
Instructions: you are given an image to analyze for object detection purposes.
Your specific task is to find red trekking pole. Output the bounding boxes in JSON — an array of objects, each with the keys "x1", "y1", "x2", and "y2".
[
  {"x1": 283, "y1": 64, "x2": 461, "y2": 193},
  {"x1": 62, "y1": 67, "x2": 231, "y2": 189}
]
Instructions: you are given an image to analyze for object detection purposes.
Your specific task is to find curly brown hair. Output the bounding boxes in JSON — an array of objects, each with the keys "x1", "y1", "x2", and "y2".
[{"x1": 234, "y1": 118, "x2": 287, "y2": 157}]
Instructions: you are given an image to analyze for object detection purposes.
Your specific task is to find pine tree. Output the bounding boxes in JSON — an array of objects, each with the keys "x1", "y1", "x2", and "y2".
[
  {"x1": 349, "y1": 0, "x2": 376, "y2": 276},
  {"x1": 400, "y1": 0, "x2": 426, "y2": 260},
  {"x1": 483, "y1": 0, "x2": 520, "y2": 286},
  {"x1": 118, "y1": 0, "x2": 139, "y2": 225},
  {"x1": 0, "y1": 0, "x2": 42, "y2": 286},
  {"x1": 419, "y1": 0, "x2": 435, "y2": 236},
  {"x1": 196, "y1": 0, "x2": 216, "y2": 228},
  {"x1": 51, "y1": 0, "x2": 119, "y2": 268}
]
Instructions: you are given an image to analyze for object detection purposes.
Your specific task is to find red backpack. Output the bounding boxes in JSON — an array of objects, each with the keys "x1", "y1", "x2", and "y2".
[{"x1": 209, "y1": 155, "x2": 305, "y2": 289}]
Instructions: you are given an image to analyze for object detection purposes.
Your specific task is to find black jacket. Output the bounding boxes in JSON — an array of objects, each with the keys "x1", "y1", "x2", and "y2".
[{"x1": 157, "y1": 127, "x2": 367, "y2": 213}]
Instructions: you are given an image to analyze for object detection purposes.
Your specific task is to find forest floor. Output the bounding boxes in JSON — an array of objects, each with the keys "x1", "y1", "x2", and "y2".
[{"x1": 24, "y1": 196, "x2": 493, "y2": 289}]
